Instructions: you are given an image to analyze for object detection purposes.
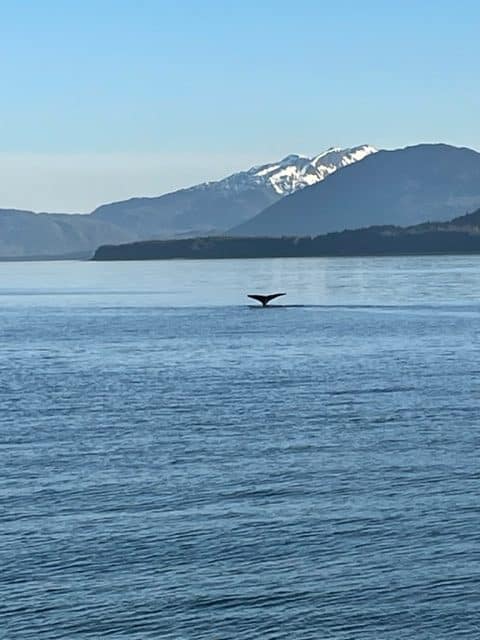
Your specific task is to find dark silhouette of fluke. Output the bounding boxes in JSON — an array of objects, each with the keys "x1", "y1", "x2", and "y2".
[{"x1": 247, "y1": 293, "x2": 286, "y2": 306}]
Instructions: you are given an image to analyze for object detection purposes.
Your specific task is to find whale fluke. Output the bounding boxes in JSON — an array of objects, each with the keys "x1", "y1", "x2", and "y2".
[{"x1": 247, "y1": 293, "x2": 286, "y2": 307}]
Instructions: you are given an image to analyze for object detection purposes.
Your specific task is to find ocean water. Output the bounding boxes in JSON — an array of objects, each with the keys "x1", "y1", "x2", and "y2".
[{"x1": 1, "y1": 256, "x2": 479, "y2": 639}]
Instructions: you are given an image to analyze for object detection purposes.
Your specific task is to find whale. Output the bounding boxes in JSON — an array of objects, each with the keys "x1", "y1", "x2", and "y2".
[{"x1": 247, "y1": 293, "x2": 286, "y2": 307}]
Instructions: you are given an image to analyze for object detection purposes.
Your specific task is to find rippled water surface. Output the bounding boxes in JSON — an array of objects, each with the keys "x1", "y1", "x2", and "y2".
[{"x1": 1, "y1": 256, "x2": 479, "y2": 639}]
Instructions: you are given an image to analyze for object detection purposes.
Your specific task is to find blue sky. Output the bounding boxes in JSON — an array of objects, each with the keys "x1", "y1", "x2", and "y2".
[{"x1": 0, "y1": 0, "x2": 479, "y2": 211}]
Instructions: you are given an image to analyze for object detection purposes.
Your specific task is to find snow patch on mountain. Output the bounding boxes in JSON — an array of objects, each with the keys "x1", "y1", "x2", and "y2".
[{"x1": 203, "y1": 145, "x2": 377, "y2": 197}]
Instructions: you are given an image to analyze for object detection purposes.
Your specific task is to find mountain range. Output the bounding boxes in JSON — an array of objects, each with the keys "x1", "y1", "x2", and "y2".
[
  {"x1": 4, "y1": 142, "x2": 480, "y2": 258},
  {"x1": 0, "y1": 145, "x2": 375, "y2": 258}
]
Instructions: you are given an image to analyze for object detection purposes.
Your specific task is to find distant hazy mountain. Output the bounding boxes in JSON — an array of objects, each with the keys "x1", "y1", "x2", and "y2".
[
  {"x1": 0, "y1": 209, "x2": 133, "y2": 258},
  {"x1": 231, "y1": 144, "x2": 480, "y2": 237},
  {"x1": 0, "y1": 145, "x2": 375, "y2": 257},
  {"x1": 90, "y1": 144, "x2": 376, "y2": 236}
]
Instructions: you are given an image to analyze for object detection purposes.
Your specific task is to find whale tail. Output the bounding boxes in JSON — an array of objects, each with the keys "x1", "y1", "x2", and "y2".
[{"x1": 247, "y1": 293, "x2": 286, "y2": 307}]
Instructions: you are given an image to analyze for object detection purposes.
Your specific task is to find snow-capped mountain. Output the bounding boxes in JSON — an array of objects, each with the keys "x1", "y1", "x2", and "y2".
[
  {"x1": 210, "y1": 144, "x2": 377, "y2": 197},
  {"x1": 91, "y1": 144, "x2": 377, "y2": 238}
]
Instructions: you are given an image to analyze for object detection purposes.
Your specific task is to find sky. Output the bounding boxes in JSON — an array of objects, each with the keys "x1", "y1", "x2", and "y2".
[{"x1": 1, "y1": 0, "x2": 479, "y2": 212}]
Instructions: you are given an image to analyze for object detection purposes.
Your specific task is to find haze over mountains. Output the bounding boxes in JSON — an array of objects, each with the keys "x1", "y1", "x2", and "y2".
[
  {"x1": 0, "y1": 145, "x2": 375, "y2": 257},
  {"x1": 231, "y1": 144, "x2": 480, "y2": 237}
]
